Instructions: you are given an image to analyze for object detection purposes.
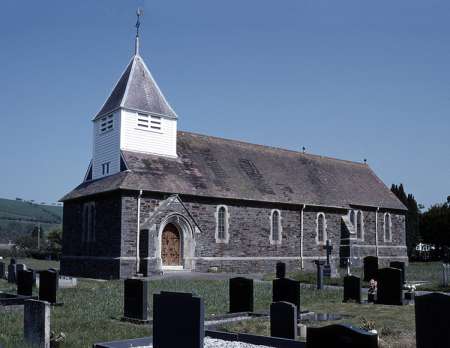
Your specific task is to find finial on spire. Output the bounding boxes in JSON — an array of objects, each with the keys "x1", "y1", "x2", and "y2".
[{"x1": 135, "y1": 8, "x2": 143, "y2": 55}]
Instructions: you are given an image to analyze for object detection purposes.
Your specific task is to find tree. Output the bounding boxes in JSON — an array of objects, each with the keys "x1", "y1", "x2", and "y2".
[
  {"x1": 421, "y1": 199, "x2": 450, "y2": 251},
  {"x1": 391, "y1": 184, "x2": 421, "y2": 257},
  {"x1": 46, "y1": 228, "x2": 62, "y2": 257}
]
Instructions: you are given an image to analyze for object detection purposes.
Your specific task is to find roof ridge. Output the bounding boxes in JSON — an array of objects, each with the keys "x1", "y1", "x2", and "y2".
[
  {"x1": 178, "y1": 130, "x2": 367, "y2": 167},
  {"x1": 120, "y1": 55, "x2": 138, "y2": 109}
]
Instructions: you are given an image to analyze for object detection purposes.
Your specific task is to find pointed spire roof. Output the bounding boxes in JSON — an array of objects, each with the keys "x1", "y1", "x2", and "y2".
[{"x1": 94, "y1": 54, "x2": 177, "y2": 120}]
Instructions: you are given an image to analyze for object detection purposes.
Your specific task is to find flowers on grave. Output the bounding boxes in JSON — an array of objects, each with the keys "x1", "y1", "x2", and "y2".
[
  {"x1": 404, "y1": 284, "x2": 416, "y2": 292},
  {"x1": 360, "y1": 317, "x2": 377, "y2": 333},
  {"x1": 368, "y1": 279, "x2": 377, "y2": 294}
]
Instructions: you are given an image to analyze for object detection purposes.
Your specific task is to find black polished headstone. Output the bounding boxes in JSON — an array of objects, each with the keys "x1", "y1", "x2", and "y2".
[
  {"x1": 276, "y1": 262, "x2": 286, "y2": 279},
  {"x1": 123, "y1": 278, "x2": 148, "y2": 321},
  {"x1": 307, "y1": 324, "x2": 378, "y2": 348},
  {"x1": 153, "y1": 292, "x2": 204, "y2": 348},
  {"x1": 16, "y1": 263, "x2": 27, "y2": 273},
  {"x1": 389, "y1": 261, "x2": 406, "y2": 284},
  {"x1": 343, "y1": 275, "x2": 361, "y2": 303},
  {"x1": 17, "y1": 270, "x2": 34, "y2": 296},
  {"x1": 377, "y1": 267, "x2": 403, "y2": 306},
  {"x1": 272, "y1": 278, "x2": 300, "y2": 313},
  {"x1": 0, "y1": 262, "x2": 5, "y2": 279},
  {"x1": 7, "y1": 263, "x2": 16, "y2": 283},
  {"x1": 363, "y1": 256, "x2": 378, "y2": 282},
  {"x1": 10, "y1": 258, "x2": 16, "y2": 265},
  {"x1": 270, "y1": 301, "x2": 297, "y2": 340},
  {"x1": 229, "y1": 277, "x2": 254, "y2": 313},
  {"x1": 39, "y1": 270, "x2": 58, "y2": 304},
  {"x1": 415, "y1": 293, "x2": 450, "y2": 348}
]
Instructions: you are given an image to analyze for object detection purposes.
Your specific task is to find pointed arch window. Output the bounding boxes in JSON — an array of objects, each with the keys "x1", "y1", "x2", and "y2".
[
  {"x1": 356, "y1": 210, "x2": 364, "y2": 240},
  {"x1": 316, "y1": 213, "x2": 327, "y2": 244},
  {"x1": 270, "y1": 210, "x2": 282, "y2": 245},
  {"x1": 384, "y1": 213, "x2": 392, "y2": 242},
  {"x1": 82, "y1": 202, "x2": 96, "y2": 243},
  {"x1": 215, "y1": 205, "x2": 229, "y2": 243}
]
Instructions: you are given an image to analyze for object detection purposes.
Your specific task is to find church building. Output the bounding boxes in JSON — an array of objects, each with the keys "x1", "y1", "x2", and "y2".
[{"x1": 61, "y1": 21, "x2": 408, "y2": 279}]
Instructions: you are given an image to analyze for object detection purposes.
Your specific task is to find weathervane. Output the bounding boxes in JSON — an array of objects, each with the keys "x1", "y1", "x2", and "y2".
[{"x1": 135, "y1": 8, "x2": 143, "y2": 55}]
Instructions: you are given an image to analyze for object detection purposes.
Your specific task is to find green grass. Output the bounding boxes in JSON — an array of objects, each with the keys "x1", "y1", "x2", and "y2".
[
  {"x1": 0, "y1": 198, "x2": 62, "y2": 223},
  {"x1": 1, "y1": 258, "x2": 59, "y2": 271}
]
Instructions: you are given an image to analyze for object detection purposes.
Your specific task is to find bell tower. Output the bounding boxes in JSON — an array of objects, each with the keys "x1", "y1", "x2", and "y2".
[{"x1": 91, "y1": 10, "x2": 178, "y2": 180}]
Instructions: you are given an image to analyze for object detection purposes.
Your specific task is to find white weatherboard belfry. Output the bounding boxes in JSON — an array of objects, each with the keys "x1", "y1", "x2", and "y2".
[{"x1": 91, "y1": 27, "x2": 178, "y2": 180}]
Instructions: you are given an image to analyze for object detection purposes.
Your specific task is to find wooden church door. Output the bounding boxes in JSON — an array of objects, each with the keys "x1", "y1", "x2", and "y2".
[{"x1": 161, "y1": 223, "x2": 181, "y2": 266}]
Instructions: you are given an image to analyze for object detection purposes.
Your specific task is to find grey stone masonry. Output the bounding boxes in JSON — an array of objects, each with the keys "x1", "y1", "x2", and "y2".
[
  {"x1": 24, "y1": 299, "x2": 50, "y2": 348},
  {"x1": 61, "y1": 190, "x2": 407, "y2": 279}
]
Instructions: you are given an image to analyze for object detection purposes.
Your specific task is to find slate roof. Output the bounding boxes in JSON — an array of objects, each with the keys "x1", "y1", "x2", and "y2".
[
  {"x1": 94, "y1": 54, "x2": 177, "y2": 120},
  {"x1": 62, "y1": 132, "x2": 406, "y2": 211}
]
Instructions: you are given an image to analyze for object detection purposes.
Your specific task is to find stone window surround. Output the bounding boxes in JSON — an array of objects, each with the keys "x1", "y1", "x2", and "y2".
[
  {"x1": 82, "y1": 202, "x2": 96, "y2": 243},
  {"x1": 347, "y1": 209, "x2": 364, "y2": 241},
  {"x1": 315, "y1": 212, "x2": 327, "y2": 245},
  {"x1": 269, "y1": 209, "x2": 282, "y2": 245},
  {"x1": 383, "y1": 212, "x2": 392, "y2": 242},
  {"x1": 214, "y1": 205, "x2": 230, "y2": 244}
]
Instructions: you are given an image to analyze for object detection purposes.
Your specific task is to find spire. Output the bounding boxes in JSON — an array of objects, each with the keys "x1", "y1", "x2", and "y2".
[{"x1": 135, "y1": 8, "x2": 143, "y2": 56}]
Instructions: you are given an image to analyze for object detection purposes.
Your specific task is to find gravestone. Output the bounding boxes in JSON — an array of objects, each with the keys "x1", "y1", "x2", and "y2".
[
  {"x1": 229, "y1": 277, "x2": 254, "y2": 313},
  {"x1": 322, "y1": 240, "x2": 333, "y2": 277},
  {"x1": 24, "y1": 299, "x2": 50, "y2": 348},
  {"x1": 390, "y1": 261, "x2": 406, "y2": 284},
  {"x1": 442, "y1": 264, "x2": 450, "y2": 287},
  {"x1": 39, "y1": 270, "x2": 58, "y2": 304},
  {"x1": 314, "y1": 260, "x2": 325, "y2": 290},
  {"x1": 0, "y1": 261, "x2": 5, "y2": 279},
  {"x1": 276, "y1": 262, "x2": 286, "y2": 279},
  {"x1": 123, "y1": 278, "x2": 148, "y2": 321},
  {"x1": 377, "y1": 267, "x2": 403, "y2": 306},
  {"x1": 17, "y1": 270, "x2": 34, "y2": 297},
  {"x1": 16, "y1": 263, "x2": 27, "y2": 273},
  {"x1": 415, "y1": 293, "x2": 450, "y2": 348},
  {"x1": 273, "y1": 278, "x2": 300, "y2": 313},
  {"x1": 307, "y1": 324, "x2": 378, "y2": 348},
  {"x1": 343, "y1": 275, "x2": 361, "y2": 303},
  {"x1": 363, "y1": 256, "x2": 378, "y2": 281},
  {"x1": 7, "y1": 263, "x2": 16, "y2": 283},
  {"x1": 153, "y1": 292, "x2": 204, "y2": 348},
  {"x1": 270, "y1": 301, "x2": 297, "y2": 340}
]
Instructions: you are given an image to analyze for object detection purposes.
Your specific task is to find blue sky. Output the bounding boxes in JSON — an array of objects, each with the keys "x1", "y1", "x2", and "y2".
[{"x1": 0, "y1": 1, "x2": 449, "y2": 208}]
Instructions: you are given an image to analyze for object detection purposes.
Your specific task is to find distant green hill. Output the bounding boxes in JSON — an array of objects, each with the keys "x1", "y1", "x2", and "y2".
[{"x1": 0, "y1": 198, "x2": 63, "y2": 243}]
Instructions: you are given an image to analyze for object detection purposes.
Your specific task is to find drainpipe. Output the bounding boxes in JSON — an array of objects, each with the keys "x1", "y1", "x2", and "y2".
[
  {"x1": 136, "y1": 190, "x2": 143, "y2": 275},
  {"x1": 300, "y1": 204, "x2": 306, "y2": 269},
  {"x1": 375, "y1": 207, "x2": 380, "y2": 257}
]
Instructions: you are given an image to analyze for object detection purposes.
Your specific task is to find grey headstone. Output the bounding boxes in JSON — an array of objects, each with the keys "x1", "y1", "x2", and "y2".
[
  {"x1": 377, "y1": 267, "x2": 403, "y2": 306},
  {"x1": 307, "y1": 324, "x2": 378, "y2": 348},
  {"x1": 7, "y1": 263, "x2": 16, "y2": 283},
  {"x1": 270, "y1": 301, "x2": 297, "y2": 340},
  {"x1": 415, "y1": 293, "x2": 450, "y2": 348},
  {"x1": 39, "y1": 270, "x2": 58, "y2": 304},
  {"x1": 343, "y1": 275, "x2": 361, "y2": 303},
  {"x1": 24, "y1": 299, "x2": 50, "y2": 348},
  {"x1": 153, "y1": 292, "x2": 204, "y2": 348},
  {"x1": 390, "y1": 261, "x2": 406, "y2": 284},
  {"x1": 314, "y1": 260, "x2": 325, "y2": 290},
  {"x1": 229, "y1": 277, "x2": 254, "y2": 313},
  {"x1": 276, "y1": 262, "x2": 286, "y2": 279},
  {"x1": 273, "y1": 278, "x2": 300, "y2": 314},
  {"x1": 123, "y1": 278, "x2": 148, "y2": 321},
  {"x1": 363, "y1": 256, "x2": 378, "y2": 282},
  {"x1": 17, "y1": 270, "x2": 34, "y2": 297}
]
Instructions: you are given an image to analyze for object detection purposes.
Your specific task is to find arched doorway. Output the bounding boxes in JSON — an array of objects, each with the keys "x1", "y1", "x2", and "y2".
[{"x1": 161, "y1": 223, "x2": 181, "y2": 266}]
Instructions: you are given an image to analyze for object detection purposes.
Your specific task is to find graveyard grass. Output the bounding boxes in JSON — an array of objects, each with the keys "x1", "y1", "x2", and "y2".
[{"x1": 0, "y1": 259, "x2": 445, "y2": 347}]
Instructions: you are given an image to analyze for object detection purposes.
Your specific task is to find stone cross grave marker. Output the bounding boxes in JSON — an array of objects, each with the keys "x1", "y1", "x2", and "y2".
[
  {"x1": 307, "y1": 324, "x2": 378, "y2": 348},
  {"x1": 0, "y1": 261, "x2": 5, "y2": 279},
  {"x1": 229, "y1": 277, "x2": 254, "y2": 313},
  {"x1": 24, "y1": 299, "x2": 50, "y2": 348},
  {"x1": 276, "y1": 262, "x2": 286, "y2": 279},
  {"x1": 270, "y1": 301, "x2": 297, "y2": 340},
  {"x1": 377, "y1": 267, "x2": 403, "y2": 306},
  {"x1": 39, "y1": 270, "x2": 59, "y2": 304},
  {"x1": 314, "y1": 260, "x2": 325, "y2": 290},
  {"x1": 272, "y1": 278, "x2": 300, "y2": 314},
  {"x1": 17, "y1": 270, "x2": 34, "y2": 297},
  {"x1": 153, "y1": 292, "x2": 204, "y2": 348},
  {"x1": 363, "y1": 256, "x2": 378, "y2": 282},
  {"x1": 415, "y1": 293, "x2": 450, "y2": 348},
  {"x1": 389, "y1": 261, "x2": 406, "y2": 284},
  {"x1": 123, "y1": 278, "x2": 148, "y2": 322},
  {"x1": 343, "y1": 275, "x2": 361, "y2": 303}
]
